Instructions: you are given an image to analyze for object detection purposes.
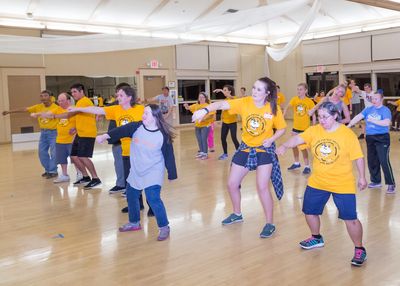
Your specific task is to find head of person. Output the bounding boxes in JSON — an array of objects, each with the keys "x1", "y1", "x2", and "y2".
[
  {"x1": 320, "y1": 90, "x2": 326, "y2": 97},
  {"x1": 198, "y1": 92, "x2": 210, "y2": 104},
  {"x1": 115, "y1": 82, "x2": 130, "y2": 93},
  {"x1": 318, "y1": 102, "x2": 340, "y2": 130},
  {"x1": 333, "y1": 84, "x2": 346, "y2": 99},
  {"x1": 297, "y1": 83, "x2": 308, "y2": 97},
  {"x1": 371, "y1": 92, "x2": 384, "y2": 107},
  {"x1": 162, "y1": 86, "x2": 169, "y2": 96},
  {"x1": 70, "y1": 83, "x2": 85, "y2": 101},
  {"x1": 117, "y1": 86, "x2": 137, "y2": 107},
  {"x1": 349, "y1": 79, "x2": 356, "y2": 88},
  {"x1": 252, "y1": 77, "x2": 278, "y2": 115},
  {"x1": 57, "y1": 92, "x2": 71, "y2": 109},
  {"x1": 143, "y1": 104, "x2": 175, "y2": 143},
  {"x1": 40, "y1": 90, "x2": 52, "y2": 105},
  {"x1": 240, "y1": 87, "x2": 246, "y2": 95},
  {"x1": 364, "y1": 83, "x2": 372, "y2": 93},
  {"x1": 223, "y1": 85, "x2": 235, "y2": 97}
]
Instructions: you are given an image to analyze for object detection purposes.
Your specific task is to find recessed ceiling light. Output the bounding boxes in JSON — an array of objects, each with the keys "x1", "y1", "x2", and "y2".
[{"x1": 225, "y1": 9, "x2": 239, "y2": 14}]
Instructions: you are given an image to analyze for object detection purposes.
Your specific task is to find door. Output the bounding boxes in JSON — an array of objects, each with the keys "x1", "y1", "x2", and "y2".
[{"x1": 143, "y1": 76, "x2": 165, "y2": 100}]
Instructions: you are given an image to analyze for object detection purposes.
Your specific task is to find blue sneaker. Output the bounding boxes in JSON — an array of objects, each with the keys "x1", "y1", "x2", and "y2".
[
  {"x1": 218, "y1": 153, "x2": 228, "y2": 160},
  {"x1": 260, "y1": 223, "x2": 276, "y2": 238},
  {"x1": 299, "y1": 236, "x2": 325, "y2": 249},
  {"x1": 302, "y1": 167, "x2": 311, "y2": 174},
  {"x1": 351, "y1": 248, "x2": 367, "y2": 266},
  {"x1": 368, "y1": 182, "x2": 382, "y2": 189},
  {"x1": 288, "y1": 163, "x2": 301, "y2": 170},
  {"x1": 221, "y1": 213, "x2": 243, "y2": 225}
]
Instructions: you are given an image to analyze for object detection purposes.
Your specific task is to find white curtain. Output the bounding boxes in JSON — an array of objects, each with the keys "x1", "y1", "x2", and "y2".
[{"x1": 266, "y1": 0, "x2": 321, "y2": 62}]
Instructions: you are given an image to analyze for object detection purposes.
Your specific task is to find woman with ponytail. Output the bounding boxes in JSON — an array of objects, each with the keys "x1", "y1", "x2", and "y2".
[{"x1": 192, "y1": 77, "x2": 286, "y2": 238}]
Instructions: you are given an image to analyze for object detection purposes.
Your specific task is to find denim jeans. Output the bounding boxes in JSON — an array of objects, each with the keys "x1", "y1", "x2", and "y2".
[
  {"x1": 195, "y1": 126, "x2": 210, "y2": 154},
  {"x1": 112, "y1": 144, "x2": 125, "y2": 187},
  {"x1": 38, "y1": 129, "x2": 57, "y2": 173},
  {"x1": 126, "y1": 184, "x2": 169, "y2": 228}
]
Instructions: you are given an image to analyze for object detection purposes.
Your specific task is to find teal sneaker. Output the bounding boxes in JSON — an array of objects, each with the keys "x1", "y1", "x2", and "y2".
[
  {"x1": 221, "y1": 213, "x2": 243, "y2": 225},
  {"x1": 299, "y1": 236, "x2": 325, "y2": 249},
  {"x1": 260, "y1": 223, "x2": 276, "y2": 238},
  {"x1": 351, "y1": 248, "x2": 367, "y2": 266}
]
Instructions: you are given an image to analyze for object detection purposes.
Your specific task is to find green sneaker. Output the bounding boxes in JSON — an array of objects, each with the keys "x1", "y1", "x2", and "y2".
[
  {"x1": 260, "y1": 223, "x2": 276, "y2": 238},
  {"x1": 221, "y1": 213, "x2": 243, "y2": 225}
]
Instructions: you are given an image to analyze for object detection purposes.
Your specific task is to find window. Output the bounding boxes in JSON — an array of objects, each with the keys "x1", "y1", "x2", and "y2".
[
  {"x1": 209, "y1": 79, "x2": 235, "y2": 100},
  {"x1": 306, "y1": 72, "x2": 339, "y2": 97},
  {"x1": 376, "y1": 72, "x2": 400, "y2": 97},
  {"x1": 345, "y1": 73, "x2": 371, "y2": 90},
  {"x1": 178, "y1": 80, "x2": 206, "y2": 101}
]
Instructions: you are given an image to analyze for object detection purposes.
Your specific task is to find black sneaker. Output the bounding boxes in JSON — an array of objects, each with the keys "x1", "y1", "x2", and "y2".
[
  {"x1": 84, "y1": 178, "x2": 101, "y2": 189},
  {"x1": 108, "y1": 185, "x2": 125, "y2": 194},
  {"x1": 41, "y1": 172, "x2": 49, "y2": 177},
  {"x1": 147, "y1": 209, "x2": 155, "y2": 217},
  {"x1": 121, "y1": 206, "x2": 128, "y2": 213},
  {"x1": 45, "y1": 173, "x2": 58, "y2": 179},
  {"x1": 73, "y1": 176, "x2": 91, "y2": 185}
]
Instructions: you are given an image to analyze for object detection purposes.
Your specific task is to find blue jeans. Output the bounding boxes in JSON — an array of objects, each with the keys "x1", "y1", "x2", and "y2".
[
  {"x1": 126, "y1": 184, "x2": 169, "y2": 228},
  {"x1": 112, "y1": 144, "x2": 125, "y2": 187},
  {"x1": 195, "y1": 126, "x2": 210, "y2": 154},
  {"x1": 38, "y1": 129, "x2": 57, "y2": 173}
]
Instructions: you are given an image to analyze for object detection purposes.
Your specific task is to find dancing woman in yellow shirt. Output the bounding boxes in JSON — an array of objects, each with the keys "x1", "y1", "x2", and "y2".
[
  {"x1": 193, "y1": 77, "x2": 286, "y2": 238},
  {"x1": 276, "y1": 102, "x2": 367, "y2": 267},
  {"x1": 184, "y1": 92, "x2": 215, "y2": 160}
]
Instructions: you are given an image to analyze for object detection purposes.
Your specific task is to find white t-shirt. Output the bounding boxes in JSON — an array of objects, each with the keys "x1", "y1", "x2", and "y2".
[
  {"x1": 156, "y1": 94, "x2": 174, "y2": 124},
  {"x1": 360, "y1": 91, "x2": 374, "y2": 108}
]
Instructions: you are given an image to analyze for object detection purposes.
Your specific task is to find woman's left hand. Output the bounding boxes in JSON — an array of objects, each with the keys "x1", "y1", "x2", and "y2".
[
  {"x1": 263, "y1": 138, "x2": 273, "y2": 148},
  {"x1": 358, "y1": 177, "x2": 367, "y2": 191}
]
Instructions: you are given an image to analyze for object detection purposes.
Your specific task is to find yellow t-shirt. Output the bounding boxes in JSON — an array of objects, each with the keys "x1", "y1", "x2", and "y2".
[
  {"x1": 104, "y1": 104, "x2": 145, "y2": 156},
  {"x1": 289, "y1": 96, "x2": 315, "y2": 131},
  {"x1": 396, "y1": 99, "x2": 400, "y2": 111},
  {"x1": 314, "y1": 96, "x2": 324, "y2": 103},
  {"x1": 277, "y1": 92, "x2": 286, "y2": 106},
  {"x1": 98, "y1": 97, "x2": 104, "y2": 107},
  {"x1": 75, "y1": 97, "x2": 97, "y2": 138},
  {"x1": 53, "y1": 106, "x2": 76, "y2": 144},
  {"x1": 189, "y1": 103, "x2": 216, "y2": 128},
  {"x1": 343, "y1": 88, "x2": 352, "y2": 106},
  {"x1": 299, "y1": 124, "x2": 363, "y2": 194},
  {"x1": 228, "y1": 97, "x2": 286, "y2": 147},
  {"x1": 27, "y1": 103, "x2": 58, "y2": 129},
  {"x1": 221, "y1": 97, "x2": 238, "y2": 124},
  {"x1": 50, "y1": 96, "x2": 56, "y2": 103}
]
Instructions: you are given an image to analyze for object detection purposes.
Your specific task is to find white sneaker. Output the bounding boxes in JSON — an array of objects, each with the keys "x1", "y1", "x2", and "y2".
[
  {"x1": 54, "y1": 174, "x2": 70, "y2": 183},
  {"x1": 75, "y1": 171, "x2": 83, "y2": 182}
]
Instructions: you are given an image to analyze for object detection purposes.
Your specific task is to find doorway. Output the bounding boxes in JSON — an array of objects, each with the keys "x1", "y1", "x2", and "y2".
[
  {"x1": 306, "y1": 72, "x2": 339, "y2": 97},
  {"x1": 143, "y1": 76, "x2": 165, "y2": 100}
]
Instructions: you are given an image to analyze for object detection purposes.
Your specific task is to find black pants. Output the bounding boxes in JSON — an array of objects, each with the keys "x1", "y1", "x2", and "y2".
[
  {"x1": 122, "y1": 156, "x2": 152, "y2": 210},
  {"x1": 221, "y1": 122, "x2": 240, "y2": 154},
  {"x1": 392, "y1": 111, "x2": 400, "y2": 128},
  {"x1": 366, "y1": 133, "x2": 395, "y2": 185}
]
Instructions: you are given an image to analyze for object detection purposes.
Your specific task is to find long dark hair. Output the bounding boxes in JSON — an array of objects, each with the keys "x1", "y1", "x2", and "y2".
[
  {"x1": 119, "y1": 86, "x2": 137, "y2": 107},
  {"x1": 257, "y1": 77, "x2": 278, "y2": 115},
  {"x1": 319, "y1": 102, "x2": 340, "y2": 122},
  {"x1": 147, "y1": 104, "x2": 176, "y2": 143},
  {"x1": 223, "y1": 85, "x2": 235, "y2": 96}
]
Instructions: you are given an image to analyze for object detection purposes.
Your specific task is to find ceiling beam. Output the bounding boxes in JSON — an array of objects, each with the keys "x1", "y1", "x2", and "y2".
[
  {"x1": 88, "y1": 0, "x2": 111, "y2": 22},
  {"x1": 142, "y1": 0, "x2": 171, "y2": 25},
  {"x1": 193, "y1": 0, "x2": 224, "y2": 21},
  {"x1": 347, "y1": 0, "x2": 400, "y2": 12}
]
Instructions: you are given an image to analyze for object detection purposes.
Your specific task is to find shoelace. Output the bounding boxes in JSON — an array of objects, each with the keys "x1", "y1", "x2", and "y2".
[{"x1": 354, "y1": 249, "x2": 364, "y2": 259}]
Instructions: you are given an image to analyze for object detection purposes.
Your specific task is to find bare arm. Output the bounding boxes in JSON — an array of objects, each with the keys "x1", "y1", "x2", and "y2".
[
  {"x1": 355, "y1": 158, "x2": 367, "y2": 191},
  {"x1": 283, "y1": 104, "x2": 290, "y2": 117},
  {"x1": 263, "y1": 128, "x2": 286, "y2": 148},
  {"x1": 347, "y1": 113, "x2": 364, "y2": 128},
  {"x1": 192, "y1": 101, "x2": 230, "y2": 122},
  {"x1": 275, "y1": 135, "x2": 306, "y2": 155},
  {"x1": 340, "y1": 102, "x2": 351, "y2": 124},
  {"x1": 68, "y1": 106, "x2": 105, "y2": 115},
  {"x1": 2, "y1": 107, "x2": 28, "y2": 115}
]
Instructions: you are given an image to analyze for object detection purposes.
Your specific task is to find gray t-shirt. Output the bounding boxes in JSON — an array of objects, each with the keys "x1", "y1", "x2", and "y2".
[
  {"x1": 156, "y1": 94, "x2": 174, "y2": 124},
  {"x1": 351, "y1": 91, "x2": 361, "y2": 104},
  {"x1": 127, "y1": 125, "x2": 165, "y2": 190}
]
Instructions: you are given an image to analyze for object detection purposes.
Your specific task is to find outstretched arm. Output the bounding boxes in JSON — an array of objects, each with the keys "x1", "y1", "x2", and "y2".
[
  {"x1": 275, "y1": 135, "x2": 306, "y2": 156},
  {"x1": 192, "y1": 101, "x2": 230, "y2": 122},
  {"x1": 68, "y1": 106, "x2": 105, "y2": 115},
  {"x1": 2, "y1": 107, "x2": 28, "y2": 115},
  {"x1": 347, "y1": 113, "x2": 364, "y2": 128}
]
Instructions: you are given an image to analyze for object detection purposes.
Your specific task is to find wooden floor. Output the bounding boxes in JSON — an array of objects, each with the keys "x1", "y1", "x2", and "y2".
[{"x1": 1, "y1": 122, "x2": 400, "y2": 286}]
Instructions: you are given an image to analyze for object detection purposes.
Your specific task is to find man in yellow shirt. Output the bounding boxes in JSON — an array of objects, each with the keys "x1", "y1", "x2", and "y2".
[
  {"x1": 2, "y1": 90, "x2": 58, "y2": 178},
  {"x1": 283, "y1": 83, "x2": 316, "y2": 174},
  {"x1": 277, "y1": 101, "x2": 367, "y2": 267}
]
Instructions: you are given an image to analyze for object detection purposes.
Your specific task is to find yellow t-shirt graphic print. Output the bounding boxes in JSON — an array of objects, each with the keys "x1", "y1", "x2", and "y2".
[
  {"x1": 289, "y1": 96, "x2": 315, "y2": 131},
  {"x1": 313, "y1": 139, "x2": 340, "y2": 165},
  {"x1": 246, "y1": 114, "x2": 266, "y2": 137}
]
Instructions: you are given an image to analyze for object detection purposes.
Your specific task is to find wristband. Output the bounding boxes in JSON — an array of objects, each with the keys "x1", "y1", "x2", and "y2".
[{"x1": 203, "y1": 107, "x2": 210, "y2": 114}]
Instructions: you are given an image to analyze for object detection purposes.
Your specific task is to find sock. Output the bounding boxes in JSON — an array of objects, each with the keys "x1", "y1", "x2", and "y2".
[
  {"x1": 294, "y1": 162, "x2": 300, "y2": 165},
  {"x1": 355, "y1": 246, "x2": 365, "y2": 251},
  {"x1": 234, "y1": 212, "x2": 242, "y2": 216},
  {"x1": 312, "y1": 234, "x2": 322, "y2": 239}
]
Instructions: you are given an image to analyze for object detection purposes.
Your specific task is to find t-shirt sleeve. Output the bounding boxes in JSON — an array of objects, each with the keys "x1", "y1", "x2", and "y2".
[
  {"x1": 104, "y1": 106, "x2": 116, "y2": 120},
  {"x1": 382, "y1": 107, "x2": 392, "y2": 120},
  {"x1": 26, "y1": 104, "x2": 38, "y2": 113},
  {"x1": 273, "y1": 107, "x2": 287, "y2": 130},
  {"x1": 348, "y1": 130, "x2": 364, "y2": 160},
  {"x1": 227, "y1": 98, "x2": 244, "y2": 115},
  {"x1": 288, "y1": 97, "x2": 295, "y2": 107},
  {"x1": 168, "y1": 96, "x2": 174, "y2": 106},
  {"x1": 189, "y1": 104, "x2": 197, "y2": 113},
  {"x1": 361, "y1": 106, "x2": 369, "y2": 118},
  {"x1": 298, "y1": 126, "x2": 313, "y2": 146}
]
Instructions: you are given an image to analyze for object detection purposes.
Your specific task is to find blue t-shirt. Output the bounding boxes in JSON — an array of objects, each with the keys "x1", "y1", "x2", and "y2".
[{"x1": 361, "y1": 105, "x2": 391, "y2": 135}]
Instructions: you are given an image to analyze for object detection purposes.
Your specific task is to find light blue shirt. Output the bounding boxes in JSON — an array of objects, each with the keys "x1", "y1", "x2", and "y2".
[{"x1": 361, "y1": 105, "x2": 391, "y2": 135}]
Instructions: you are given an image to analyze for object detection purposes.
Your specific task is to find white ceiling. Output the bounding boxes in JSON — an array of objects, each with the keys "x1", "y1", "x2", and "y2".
[{"x1": 0, "y1": 0, "x2": 399, "y2": 53}]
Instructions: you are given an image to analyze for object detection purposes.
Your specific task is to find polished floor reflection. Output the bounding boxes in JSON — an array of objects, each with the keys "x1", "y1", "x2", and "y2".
[{"x1": 1, "y1": 124, "x2": 400, "y2": 285}]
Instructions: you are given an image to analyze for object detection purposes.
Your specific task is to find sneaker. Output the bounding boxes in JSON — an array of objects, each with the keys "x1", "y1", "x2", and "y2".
[
  {"x1": 218, "y1": 153, "x2": 228, "y2": 160},
  {"x1": 75, "y1": 171, "x2": 83, "y2": 182},
  {"x1": 53, "y1": 174, "x2": 70, "y2": 183},
  {"x1": 73, "y1": 176, "x2": 91, "y2": 185},
  {"x1": 121, "y1": 191, "x2": 127, "y2": 197},
  {"x1": 200, "y1": 154, "x2": 208, "y2": 160},
  {"x1": 45, "y1": 173, "x2": 58, "y2": 179},
  {"x1": 368, "y1": 182, "x2": 382, "y2": 189},
  {"x1": 386, "y1": 184, "x2": 396, "y2": 194},
  {"x1": 41, "y1": 172, "x2": 49, "y2": 177},
  {"x1": 121, "y1": 207, "x2": 128, "y2": 213},
  {"x1": 302, "y1": 167, "x2": 311, "y2": 175},
  {"x1": 157, "y1": 226, "x2": 170, "y2": 241},
  {"x1": 299, "y1": 236, "x2": 325, "y2": 250},
  {"x1": 147, "y1": 209, "x2": 155, "y2": 217},
  {"x1": 358, "y1": 133, "x2": 365, "y2": 139},
  {"x1": 260, "y1": 223, "x2": 276, "y2": 238},
  {"x1": 351, "y1": 248, "x2": 367, "y2": 266},
  {"x1": 84, "y1": 178, "x2": 101, "y2": 189},
  {"x1": 195, "y1": 152, "x2": 204, "y2": 158},
  {"x1": 109, "y1": 185, "x2": 125, "y2": 194},
  {"x1": 288, "y1": 163, "x2": 301, "y2": 170},
  {"x1": 221, "y1": 213, "x2": 243, "y2": 225},
  {"x1": 119, "y1": 222, "x2": 141, "y2": 232}
]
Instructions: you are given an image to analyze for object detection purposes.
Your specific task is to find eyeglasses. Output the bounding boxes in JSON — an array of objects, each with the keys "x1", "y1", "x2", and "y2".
[{"x1": 318, "y1": 114, "x2": 332, "y2": 121}]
